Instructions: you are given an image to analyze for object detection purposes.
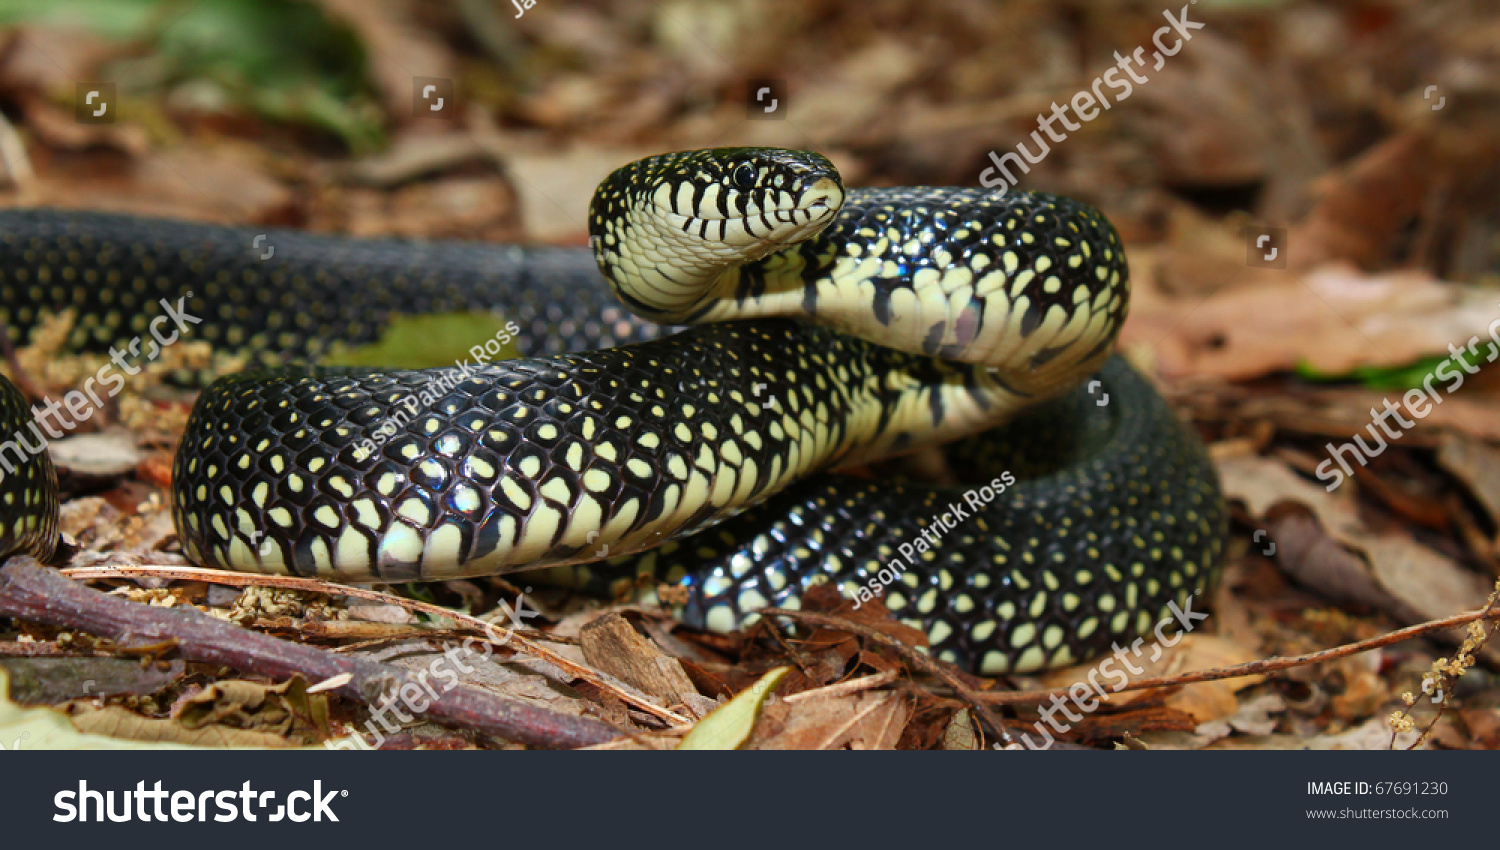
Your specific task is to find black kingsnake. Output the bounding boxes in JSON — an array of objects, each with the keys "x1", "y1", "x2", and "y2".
[{"x1": 0, "y1": 148, "x2": 1225, "y2": 674}]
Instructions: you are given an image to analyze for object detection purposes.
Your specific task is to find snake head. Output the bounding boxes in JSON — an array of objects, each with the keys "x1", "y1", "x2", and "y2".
[{"x1": 589, "y1": 147, "x2": 844, "y2": 320}]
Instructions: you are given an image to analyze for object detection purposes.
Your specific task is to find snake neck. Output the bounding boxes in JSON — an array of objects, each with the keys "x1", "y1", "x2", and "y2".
[{"x1": 673, "y1": 188, "x2": 1131, "y2": 399}]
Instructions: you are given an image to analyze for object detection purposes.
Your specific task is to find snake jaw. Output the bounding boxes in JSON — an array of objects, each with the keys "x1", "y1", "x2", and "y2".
[
  {"x1": 589, "y1": 149, "x2": 845, "y2": 321},
  {"x1": 739, "y1": 176, "x2": 844, "y2": 261}
]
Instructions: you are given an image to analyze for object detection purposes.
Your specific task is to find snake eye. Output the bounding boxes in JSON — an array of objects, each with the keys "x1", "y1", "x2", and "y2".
[{"x1": 731, "y1": 163, "x2": 757, "y2": 191}]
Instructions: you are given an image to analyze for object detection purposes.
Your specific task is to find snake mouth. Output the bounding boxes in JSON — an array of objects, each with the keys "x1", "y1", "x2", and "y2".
[
  {"x1": 656, "y1": 175, "x2": 843, "y2": 239},
  {"x1": 695, "y1": 176, "x2": 845, "y2": 253}
]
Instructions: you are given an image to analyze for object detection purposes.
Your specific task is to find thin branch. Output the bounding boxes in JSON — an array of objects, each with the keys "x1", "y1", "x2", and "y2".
[
  {"x1": 1401, "y1": 579, "x2": 1500, "y2": 750},
  {"x1": 973, "y1": 605, "x2": 1500, "y2": 706},
  {"x1": 782, "y1": 670, "x2": 899, "y2": 704},
  {"x1": 61, "y1": 562, "x2": 690, "y2": 726},
  {"x1": 2, "y1": 560, "x2": 619, "y2": 749},
  {"x1": 759, "y1": 607, "x2": 1015, "y2": 747}
]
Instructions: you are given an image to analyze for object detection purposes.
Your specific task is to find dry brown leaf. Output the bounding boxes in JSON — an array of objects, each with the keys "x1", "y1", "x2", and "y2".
[
  {"x1": 1038, "y1": 633, "x2": 1262, "y2": 725},
  {"x1": 941, "y1": 709, "x2": 980, "y2": 750},
  {"x1": 1124, "y1": 265, "x2": 1500, "y2": 381},
  {"x1": 70, "y1": 705, "x2": 303, "y2": 748},
  {"x1": 1221, "y1": 454, "x2": 1494, "y2": 657},
  {"x1": 1290, "y1": 131, "x2": 1432, "y2": 272},
  {"x1": 0, "y1": 657, "x2": 183, "y2": 705},
  {"x1": 753, "y1": 689, "x2": 908, "y2": 750},
  {"x1": 1138, "y1": 31, "x2": 1324, "y2": 210},
  {"x1": 580, "y1": 613, "x2": 709, "y2": 718},
  {"x1": 32, "y1": 146, "x2": 292, "y2": 223},
  {"x1": 493, "y1": 139, "x2": 655, "y2": 242},
  {"x1": 0, "y1": 26, "x2": 114, "y2": 93},
  {"x1": 16, "y1": 96, "x2": 150, "y2": 157},
  {"x1": 845, "y1": 691, "x2": 909, "y2": 750},
  {"x1": 364, "y1": 640, "x2": 599, "y2": 722},
  {"x1": 173, "y1": 676, "x2": 326, "y2": 743},
  {"x1": 1436, "y1": 433, "x2": 1500, "y2": 526}
]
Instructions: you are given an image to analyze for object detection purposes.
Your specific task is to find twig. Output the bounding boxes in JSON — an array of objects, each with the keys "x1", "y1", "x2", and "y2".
[
  {"x1": 756, "y1": 614, "x2": 816, "y2": 677},
  {"x1": 2, "y1": 560, "x2": 618, "y2": 749},
  {"x1": 1399, "y1": 579, "x2": 1500, "y2": 750},
  {"x1": 973, "y1": 605, "x2": 1500, "y2": 706},
  {"x1": 782, "y1": 670, "x2": 899, "y2": 704},
  {"x1": 61, "y1": 562, "x2": 690, "y2": 725},
  {"x1": 759, "y1": 607, "x2": 1015, "y2": 747}
]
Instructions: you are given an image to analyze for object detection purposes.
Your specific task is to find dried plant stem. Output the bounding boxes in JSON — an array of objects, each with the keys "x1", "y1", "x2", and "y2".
[
  {"x1": 2, "y1": 560, "x2": 618, "y2": 748},
  {"x1": 976, "y1": 605, "x2": 1500, "y2": 706},
  {"x1": 59, "y1": 562, "x2": 690, "y2": 725}
]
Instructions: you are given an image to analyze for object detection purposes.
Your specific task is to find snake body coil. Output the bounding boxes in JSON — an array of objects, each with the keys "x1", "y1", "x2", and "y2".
[{"x1": 0, "y1": 148, "x2": 1225, "y2": 674}]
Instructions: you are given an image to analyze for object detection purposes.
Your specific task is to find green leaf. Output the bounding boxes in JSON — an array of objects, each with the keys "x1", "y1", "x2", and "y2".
[
  {"x1": 324, "y1": 313, "x2": 523, "y2": 369},
  {"x1": 0, "y1": 0, "x2": 385, "y2": 152},
  {"x1": 676, "y1": 666, "x2": 788, "y2": 751},
  {"x1": 1294, "y1": 347, "x2": 1488, "y2": 392}
]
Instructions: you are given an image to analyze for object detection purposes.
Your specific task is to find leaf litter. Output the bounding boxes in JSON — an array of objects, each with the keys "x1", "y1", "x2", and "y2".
[{"x1": 1, "y1": 0, "x2": 1499, "y2": 750}]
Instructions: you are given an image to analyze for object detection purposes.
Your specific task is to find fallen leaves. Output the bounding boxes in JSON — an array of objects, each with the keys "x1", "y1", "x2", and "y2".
[
  {"x1": 676, "y1": 667, "x2": 787, "y2": 750},
  {"x1": 1126, "y1": 265, "x2": 1500, "y2": 382},
  {"x1": 3, "y1": 0, "x2": 1500, "y2": 753},
  {"x1": 1221, "y1": 453, "x2": 1491, "y2": 636}
]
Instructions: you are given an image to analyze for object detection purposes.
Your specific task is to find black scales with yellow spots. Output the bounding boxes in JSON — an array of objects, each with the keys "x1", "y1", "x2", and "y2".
[{"x1": 0, "y1": 148, "x2": 1226, "y2": 674}]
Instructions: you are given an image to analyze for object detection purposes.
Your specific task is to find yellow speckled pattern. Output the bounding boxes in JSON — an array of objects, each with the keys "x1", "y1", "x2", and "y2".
[
  {"x1": 171, "y1": 319, "x2": 1034, "y2": 581},
  {"x1": 577, "y1": 356, "x2": 1226, "y2": 674},
  {"x1": 0, "y1": 374, "x2": 58, "y2": 562},
  {"x1": 0, "y1": 148, "x2": 1226, "y2": 674}
]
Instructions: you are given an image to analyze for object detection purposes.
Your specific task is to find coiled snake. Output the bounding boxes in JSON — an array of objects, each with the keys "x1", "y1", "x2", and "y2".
[{"x1": 0, "y1": 148, "x2": 1225, "y2": 674}]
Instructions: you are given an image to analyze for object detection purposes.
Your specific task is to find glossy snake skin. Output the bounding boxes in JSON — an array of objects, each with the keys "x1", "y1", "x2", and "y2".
[{"x1": 0, "y1": 148, "x2": 1225, "y2": 673}]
